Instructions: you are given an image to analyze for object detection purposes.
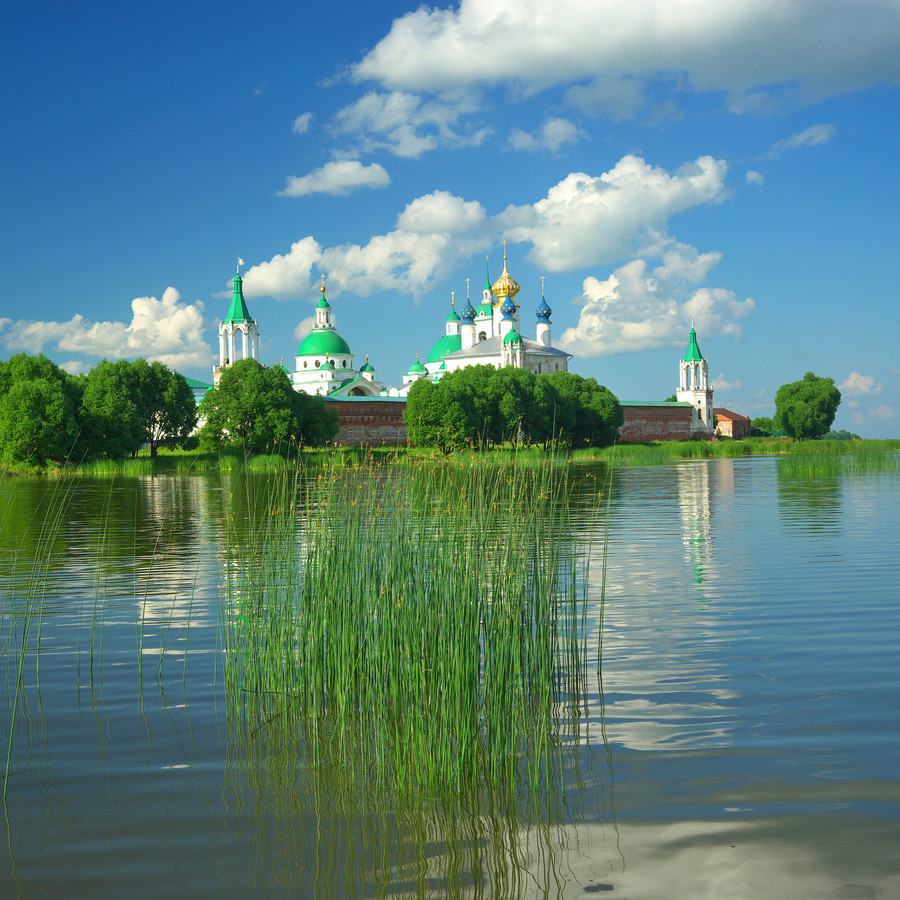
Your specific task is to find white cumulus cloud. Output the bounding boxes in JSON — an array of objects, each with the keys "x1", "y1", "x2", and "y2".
[
  {"x1": 504, "y1": 155, "x2": 728, "y2": 272},
  {"x1": 557, "y1": 243, "x2": 754, "y2": 357},
  {"x1": 332, "y1": 90, "x2": 489, "y2": 158},
  {"x1": 510, "y1": 118, "x2": 583, "y2": 153},
  {"x1": 352, "y1": 0, "x2": 900, "y2": 115},
  {"x1": 0, "y1": 288, "x2": 210, "y2": 369},
  {"x1": 745, "y1": 170, "x2": 765, "y2": 186},
  {"x1": 839, "y1": 371, "x2": 883, "y2": 395},
  {"x1": 278, "y1": 160, "x2": 390, "y2": 197}
]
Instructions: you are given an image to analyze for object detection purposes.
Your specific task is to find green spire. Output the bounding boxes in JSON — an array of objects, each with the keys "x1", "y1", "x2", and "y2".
[
  {"x1": 223, "y1": 271, "x2": 254, "y2": 324},
  {"x1": 484, "y1": 256, "x2": 491, "y2": 291},
  {"x1": 684, "y1": 327, "x2": 704, "y2": 362}
]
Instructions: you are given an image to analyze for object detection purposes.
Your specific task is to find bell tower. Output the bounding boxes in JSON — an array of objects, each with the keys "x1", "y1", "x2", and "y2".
[{"x1": 676, "y1": 327, "x2": 714, "y2": 435}]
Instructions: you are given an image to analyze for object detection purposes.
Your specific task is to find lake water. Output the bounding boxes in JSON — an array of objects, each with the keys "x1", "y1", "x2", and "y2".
[{"x1": 1, "y1": 456, "x2": 899, "y2": 898}]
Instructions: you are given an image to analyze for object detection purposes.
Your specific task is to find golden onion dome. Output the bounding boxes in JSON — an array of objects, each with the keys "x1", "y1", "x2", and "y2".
[{"x1": 491, "y1": 247, "x2": 520, "y2": 305}]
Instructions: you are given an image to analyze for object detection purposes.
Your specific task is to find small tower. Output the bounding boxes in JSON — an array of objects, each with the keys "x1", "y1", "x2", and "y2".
[
  {"x1": 460, "y1": 279, "x2": 477, "y2": 350},
  {"x1": 676, "y1": 327, "x2": 714, "y2": 435},
  {"x1": 215, "y1": 262, "x2": 259, "y2": 386},
  {"x1": 535, "y1": 276, "x2": 552, "y2": 348},
  {"x1": 499, "y1": 293, "x2": 517, "y2": 341},
  {"x1": 491, "y1": 244, "x2": 520, "y2": 335},
  {"x1": 445, "y1": 295, "x2": 461, "y2": 338},
  {"x1": 475, "y1": 258, "x2": 494, "y2": 342}
]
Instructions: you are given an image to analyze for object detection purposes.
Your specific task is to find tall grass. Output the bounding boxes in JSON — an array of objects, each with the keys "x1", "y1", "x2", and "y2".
[
  {"x1": 219, "y1": 454, "x2": 593, "y2": 799},
  {"x1": 778, "y1": 440, "x2": 900, "y2": 476},
  {"x1": 1, "y1": 476, "x2": 74, "y2": 799}
]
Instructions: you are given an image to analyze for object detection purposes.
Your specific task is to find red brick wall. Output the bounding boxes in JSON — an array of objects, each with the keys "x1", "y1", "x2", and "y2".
[
  {"x1": 324, "y1": 400, "x2": 408, "y2": 446},
  {"x1": 618, "y1": 405, "x2": 697, "y2": 442}
]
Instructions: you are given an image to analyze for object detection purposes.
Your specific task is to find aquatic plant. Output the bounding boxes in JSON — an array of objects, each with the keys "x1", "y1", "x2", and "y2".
[{"x1": 219, "y1": 455, "x2": 595, "y2": 798}]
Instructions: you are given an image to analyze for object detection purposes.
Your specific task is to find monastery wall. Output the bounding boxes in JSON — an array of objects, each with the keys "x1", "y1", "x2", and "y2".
[
  {"x1": 618, "y1": 404, "x2": 704, "y2": 443},
  {"x1": 324, "y1": 399, "x2": 408, "y2": 446}
]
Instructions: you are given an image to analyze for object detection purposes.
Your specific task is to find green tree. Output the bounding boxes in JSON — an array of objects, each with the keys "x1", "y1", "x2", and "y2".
[
  {"x1": 131, "y1": 359, "x2": 198, "y2": 456},
  {"x1": 404, "y1": 366, "x2": 622, "y2": 451},
  {"x1": 752, "y1": 416, "x2": 775, "y2": 434},
  {"x1": 546, "y1": 371, "x2": 623, "y2": 448},
  {"x1": 0, "y1": 353, "x2": 81, "y2": 466},
  {"x1": 199, "y1": 359, "x2": 336, "y2": 454},
  {"x1": 79, "y1": 359, "x2": 145, "y2": 459},
  {"x1": 774, "y1": 372, "x2": 841, "y2": 441}
]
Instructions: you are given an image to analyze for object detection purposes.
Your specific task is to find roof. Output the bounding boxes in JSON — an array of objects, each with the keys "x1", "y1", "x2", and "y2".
[
  {"x1": 503, "y1": 327, "x2": 522, "y2": 344},
  {"x1": 426, "y1": 333, "x2": 462, "y2": 364},
  {"x1": 183, "y1": 376, "x2": 213, "y2": 390},
  {"x1": 620, "y1": 400, "x2": 693, "y2": 407},
  {"x1": 223, "y1": 273, "x2": 254, "y2": 324},
  {"x1": 684, "y1": 328, "x2": 704, "y2": 363},
  {"x1": 297, "y1": 329, "x2": 352, "y2": 357},
  {"x1": 443, "y1": 334, "x2": 570, "y2": 360},
  {"x1": 714, "y1": 407, "x2": 751, "y2": 422}
]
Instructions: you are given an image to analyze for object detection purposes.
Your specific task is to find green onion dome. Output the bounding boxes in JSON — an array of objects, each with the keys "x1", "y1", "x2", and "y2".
[
  {"x1": 503, "y1": 327, "x2": 522, "y2": 344},
  {"x1": 297, "y1": 330, "x2": 352, "y2": 357},
  {"x1": 408, "y1": 354, "x2": 427, "y2": 375},
  {"x1": 426, "y1": 333, "x2": 462, "y2": 364}
]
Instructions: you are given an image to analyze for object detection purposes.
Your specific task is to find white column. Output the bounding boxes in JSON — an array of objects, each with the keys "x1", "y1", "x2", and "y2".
[{"x1": 241, "y1": 329, "x2": 249, "y2": 360}]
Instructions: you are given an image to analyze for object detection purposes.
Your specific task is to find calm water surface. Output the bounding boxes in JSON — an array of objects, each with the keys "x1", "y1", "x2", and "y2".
[{"x1": 1, "y1": 457, "x2": 898, "y2": 898}]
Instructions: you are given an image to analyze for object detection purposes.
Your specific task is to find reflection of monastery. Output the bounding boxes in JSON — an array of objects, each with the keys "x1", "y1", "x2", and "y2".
[{"x1": 210, "y1": 252, "x2": 716, "y2": 444}]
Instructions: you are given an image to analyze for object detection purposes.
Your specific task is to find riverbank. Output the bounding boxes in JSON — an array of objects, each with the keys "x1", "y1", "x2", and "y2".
[{"x1": 2, "y1": 436, "x2": 898, "y2": 477}]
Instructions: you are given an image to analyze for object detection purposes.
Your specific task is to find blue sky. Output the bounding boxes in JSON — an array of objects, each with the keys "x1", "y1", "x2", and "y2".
[{"x1": 3, "y1": 0, "x2": 898, "y2": 436}]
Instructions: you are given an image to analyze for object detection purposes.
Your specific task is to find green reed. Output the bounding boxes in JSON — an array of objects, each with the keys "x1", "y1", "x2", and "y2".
[
  {"x1": 778, "y1": 440, "x2": 900, "y2": 476},
  {"x1": 1, "y1": 476, "x2": 74, "y2": 799},
  {"x1": 219, "y1": 454, "x2": 593, "y2": 798}
]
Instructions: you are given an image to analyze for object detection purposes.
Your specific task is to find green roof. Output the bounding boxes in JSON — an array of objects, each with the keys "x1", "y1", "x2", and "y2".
[
  {"x1": 298, "y1": 329, "x2": 352, "y2": 357},
  {"x1": 409, "y1": 356, "x2": 427, "y2": 374},
  {"x1": 684, "y1": 328, "x2": 704, "y2": 362},
  {"x1": 503, "y1": 327, "x2": 521, "y2": 344},
  {"x1": 426, "y1": 333, "x2": 462, "y2": 364},
  {"x1": 316, "y1": 295, "x2": 331, "y2": 310},
  {"x1": 223, "y1": 273, "x2": 254, "y2": 324},
  {"x1": 183, "y1": 376, "x2": 213, "y2": 390}
]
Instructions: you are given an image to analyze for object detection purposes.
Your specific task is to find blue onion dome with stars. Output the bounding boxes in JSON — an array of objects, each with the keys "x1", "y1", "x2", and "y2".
[
  {"x1": 501, "y1": 294, "x2": 517, "y2": 320},
  {"x1": 536, "y1": 292, "x2": 552, "y2": 321},
  {"x1": 461, "y1": 295, "x2": 477, "y2": 322}
]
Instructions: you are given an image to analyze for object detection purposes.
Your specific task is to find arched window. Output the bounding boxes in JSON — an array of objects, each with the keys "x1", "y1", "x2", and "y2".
[
  {"x1": 315, "y1": 360, "x2": 320, "y2": 368},
  {"x1": 303, "y1": 361, "x2": 308, "y2": 369}
]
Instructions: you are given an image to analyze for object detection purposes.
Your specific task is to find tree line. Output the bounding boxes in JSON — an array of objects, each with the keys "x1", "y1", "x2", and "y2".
[
  {"x1": 0, "y1": 353, "x2": 199, "y2": 467},
  {"x1": 404, "y1": 366, "x2": 623, "y2": 452},
  {"x1": 0, "y1": 353, "x2": 338, "y2": 468}
]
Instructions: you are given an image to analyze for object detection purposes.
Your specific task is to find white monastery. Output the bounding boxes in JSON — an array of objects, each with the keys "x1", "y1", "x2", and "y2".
[{"x1": 210, "y1": 251, "x2": 715, "y2": 439}]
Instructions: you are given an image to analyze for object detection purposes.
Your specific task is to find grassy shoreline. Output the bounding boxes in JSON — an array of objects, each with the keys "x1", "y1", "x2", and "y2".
[{"x1": 1, "y1": 436, "x2": 898, "y2": 477}]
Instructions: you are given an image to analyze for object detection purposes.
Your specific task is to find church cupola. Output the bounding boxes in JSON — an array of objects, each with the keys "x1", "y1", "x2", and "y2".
[
  {"x1": 460, "y1": 279, "x2": 477, "y2": 350},
  {"x1": 535, "y1": 276, "x2": 552, "y2": 347}
]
